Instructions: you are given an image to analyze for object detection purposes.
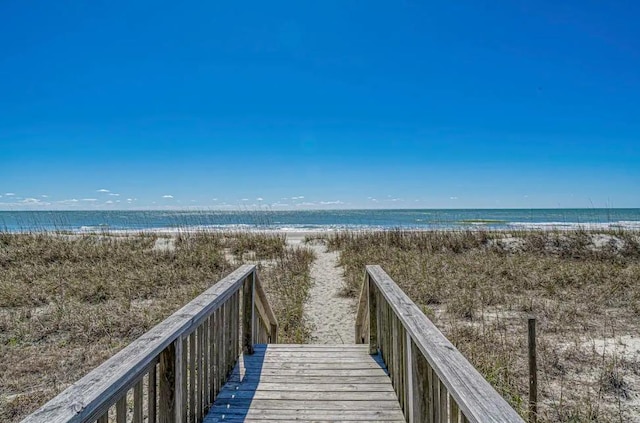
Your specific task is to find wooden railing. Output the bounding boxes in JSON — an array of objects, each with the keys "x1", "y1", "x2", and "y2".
[
  {"x1": 356, "y1": 265, "x2": 525, "y2": 423},
  {"x1": 22, "y1": 264, "x2": 278, "y2": 423}
]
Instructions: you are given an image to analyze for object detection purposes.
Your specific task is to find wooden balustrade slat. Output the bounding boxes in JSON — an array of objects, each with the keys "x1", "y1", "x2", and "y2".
[
  {"x1": 196, "y1": 324, "x2": 204, "y2": 422},
  {"x1": 440, "y1": 381, "x2": 449, "y2": 423},
  {"x1": 203, "y1": 317, "x2": 210, "y2": 412},
  {"x1": 148, "y1": 364, "x2": 157, "y2": 423},
  {"x1": 362, "y1": 266, "x2": 525, "y2": 423},
  {"x1": 22, "y1": 265, "x2": 257, "y2": 423},
  {"x1": 208, "y1": 315, "x2": 215, "y2": 405},
  {"x1": 188, "y1": 331, "x2": 196, "y2": 423},
  {"x1": 450, "y1": 400, "x2": 460, "y2": 423},
  {"x1": 116, "y1": 396, "x2": 126, "y2": 423},
  {"x1": 133, "y1": 379, "x2": 143, "y2": 423}
]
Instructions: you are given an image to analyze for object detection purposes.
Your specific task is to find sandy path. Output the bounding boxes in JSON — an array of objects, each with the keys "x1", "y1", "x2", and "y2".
[{"x1": 287, "y1": 236, "x2": 355, "y2": 344}]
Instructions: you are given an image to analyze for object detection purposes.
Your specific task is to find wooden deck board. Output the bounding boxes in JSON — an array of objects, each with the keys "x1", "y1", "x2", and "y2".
[{"x1": 204, "y1": 344, "x2": 404, "y2": 422}]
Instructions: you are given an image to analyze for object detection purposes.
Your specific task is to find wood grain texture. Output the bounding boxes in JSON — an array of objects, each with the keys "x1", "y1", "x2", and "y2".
[
  {"x1": 21, "y1": 265, "x2": 256, "y2": 423},
  {"x1": 148, "y1": 364, "x2": 157, "y2": 423},
  {"x1": 254, "y1": 272, "x2": 278, "y2": 343},
  {"x1": 366, "y1": 265, "x2": 525, "y2": 423},
  {"x1": 205, "y1": 344, "x2": 403, "y2": 423}
]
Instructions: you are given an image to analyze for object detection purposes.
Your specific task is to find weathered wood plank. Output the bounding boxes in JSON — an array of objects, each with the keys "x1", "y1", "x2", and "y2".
[
  {"x1": 197, "y1": 324, "x2": 204, "y2": 422},
  {"x1": 116, "y1": 396, "x2": 126, "y2": 423},
  {"x1": 366, "y1": 265, "x2": 525, "y2": 423},
  {"x1": 203, "y1": 317, "x2": 210, "y2": 412},
  {"x1": 226, "y1": 375, "x2": 392, "y2": 384},
  {"x1": 148, "y1": 364, "x2": 157, "y2": 423},
  {"x1": 215, "y1": 390, "x2": 400, "y2": 401},
  {"x1": 221, "y1": 382, "x2": 394, "y2": 392},
  {"x1": 232, "y1": 369, "x2": 388, "y2": 379},
  {"x1": 211, "y1": 399, "x2": 403, "y2": 410},
  {"x1": 188, "y1": 331, "x2": 196, "y2": 423},
  {"x1": 206, "y1": 419, "x2": 405, "y2": 423},
  {"x1": 159, "y1": 340, "x2": 182, "y2": 423},
  {"x1": 208, "y1": 314, "x2": 215, "y2": 406},
  {"x1": 242, "y1": 275, "x2": 254, "y2": 354},
  {"x1": 253, "y1": 344, "x2": 369, "y2": 350},
  {"x1": 207, "y1": 416, "x2": 404, "y2": 423},
  {"x1": 133, "y1": 379, "x2": 143, "y2": 423},
  {"x1": 205, "y1": 408, "x2": 406, "y2": 421},
  {"x1": 368, "y1": 276, "x2": 378, "y2": 354},
  {"x1": 240, "y1": 362, "x2": 384, "y2": 370},
  {"x1": 254, "y1": 272, "x2": 278, "y2": 343},
  {"x1": 21, "y1": 265, "x2": 256, "y2": 423}
]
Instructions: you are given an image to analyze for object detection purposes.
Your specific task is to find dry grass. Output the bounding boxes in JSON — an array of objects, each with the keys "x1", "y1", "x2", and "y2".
[
  {"x1": 0, "y1": 231, "x2": 314, "y2": 422},
  {"x1": 323, "y1": 229, "x2": 640, "y2": 422}
]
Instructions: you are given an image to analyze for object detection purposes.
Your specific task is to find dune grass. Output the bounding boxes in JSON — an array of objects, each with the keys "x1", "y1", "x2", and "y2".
[
  {"x1": 320, "y1": 229, "x2": 640, "y2": 422},
  {"x1": 0, "y1": 231, "x2": 313, "y2": 422}
]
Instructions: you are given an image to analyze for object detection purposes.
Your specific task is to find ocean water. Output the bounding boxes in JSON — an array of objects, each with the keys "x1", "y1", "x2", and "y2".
[{"x1": 1, "y1": 209, "x2": 639, "y2": 233}]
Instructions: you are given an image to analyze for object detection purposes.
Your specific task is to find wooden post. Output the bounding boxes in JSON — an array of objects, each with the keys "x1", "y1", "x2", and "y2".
[
  {"x1": 243, "y1": 274, "x2": 255, "y2": 354},
  {"x1": 368, "y1": 275, "x2": 378, "y2": 354},
  {"x1": 406, "y1": 331, "x2": 414, "y2": 423},
  {"x1": 528, "y1": 317, "x2": 537, "y2": 423},
  {"x1": 148, "y1": 365, "x2": 157, "y2": 423},
  {"x1": 159, "y1": 339, "x2": 183, "y2": 423}
]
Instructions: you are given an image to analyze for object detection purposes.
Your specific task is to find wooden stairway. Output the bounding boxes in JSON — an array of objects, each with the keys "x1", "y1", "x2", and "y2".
[{"x1": 204, "y1": 344, "x2": 405, "y2": 422}]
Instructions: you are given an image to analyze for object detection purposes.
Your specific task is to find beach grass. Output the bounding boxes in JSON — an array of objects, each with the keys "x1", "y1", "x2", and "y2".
[
  {"x1": 0, "y1": 231, "x2": 314, "y2": 422},
  {"x1": 321, "y1": 229, "x2": 640, "y2": 422}
]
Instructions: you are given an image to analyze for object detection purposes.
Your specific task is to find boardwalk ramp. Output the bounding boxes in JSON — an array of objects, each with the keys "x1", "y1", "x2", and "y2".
[
  {"x1": 22, "y1": 265, "x2": 525, "y2": 423},
  {"x1": 205, "y1": 344, "x2": 404, "y2": 422}
]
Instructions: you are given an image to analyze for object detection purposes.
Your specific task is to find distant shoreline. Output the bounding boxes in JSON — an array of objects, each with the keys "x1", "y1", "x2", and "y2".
[{"x1": 1, "y1": 208, "x2": 639, "y2": 233}]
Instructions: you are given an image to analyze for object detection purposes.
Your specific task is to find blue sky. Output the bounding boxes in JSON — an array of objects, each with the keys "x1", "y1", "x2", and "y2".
[{"x1": 1, "y1": 0, "x2": 638, "y2": 210}]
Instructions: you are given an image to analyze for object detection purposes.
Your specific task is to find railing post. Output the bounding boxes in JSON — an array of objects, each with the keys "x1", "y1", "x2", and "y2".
[
  {"x1": 243, "y1": 272, "x2": 255, "y2": 354},
  {"x1": 529, "y1": 317, "x2": 537, "y2": 423},
  {"x1": 158, "y1": 338, "x2": 183, "y2": 423},
  {"x1": 368, "y1": 274, "x2": 378, "y2": 354},
  {"x1": 406, "y1": 330, "x2": 414, "y2": 423}
]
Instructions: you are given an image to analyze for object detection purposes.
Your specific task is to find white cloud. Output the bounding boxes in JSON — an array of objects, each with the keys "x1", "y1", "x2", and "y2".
[
  {"x1": 271, "y1": 202, "x2": 289, "y2": 207},
  {"x1": 297, "y1": 202, "x2": 316, "y2": 206},
  {"x1": 5, "y1": 193, "x2": 15, "y2": 196},
  {"x1": 41, "y1": 195, "x2": 49, "y2": 198},
  {"x1": 212, "y1": 198, "x2": 218, "y2": 201},
  {"x1": 82, "y1": 198, "x2": 98, "y2": 202},
  {"x1": 21, "y1": 198, "x2": 47, "y2": 205},
  {"x1": 105, "y1": 200, "x2": 114, "y2": 204},
  {"x1": 256, "y1": 197, "x2": 263, "y2": 201},
  {"x1": 241, "y1": 198, "x2": 249, "y2": 201},
  {"x1": 320, "y1": 200, "x2": 344, "y2": 205},
  {"x1": 127, "y1": 198, "x2": 133, "y2": 202},
  {"x1": 450, "y1": 197, "x2": 458, "y2": 200},
  {"x1": 162, "y1": 195, "x2": 174, "y2": 199},
  {"x1": 108, "y1": 193, "x2": 120, "y2": 196},
  {"x1": 58, "y1": 199, "x2": 79, "y2": 204},
  {"x1": 97, "y1": 189, "x2": 110, "y2": 193},
  {"x1": 290, "y1": 196, "x2": 305, "y2": 200}
]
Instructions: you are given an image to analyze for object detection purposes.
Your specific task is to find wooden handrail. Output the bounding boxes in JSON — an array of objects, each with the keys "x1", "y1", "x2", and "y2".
[
  {"x1": 22, "y1": 264, "x2": 278, "y2": 423},
  {"x1": 356, "y1": 265, "x2": 525, "y2": 423}
]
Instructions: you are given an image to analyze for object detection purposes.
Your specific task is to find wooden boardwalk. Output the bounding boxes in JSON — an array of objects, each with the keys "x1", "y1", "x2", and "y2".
[
  {"x1": 22, "y1": 265, "x2": 525, "y2": 423},
  {"x1": 204, "y1": 344, "x2": 405, "y2": 422}
]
